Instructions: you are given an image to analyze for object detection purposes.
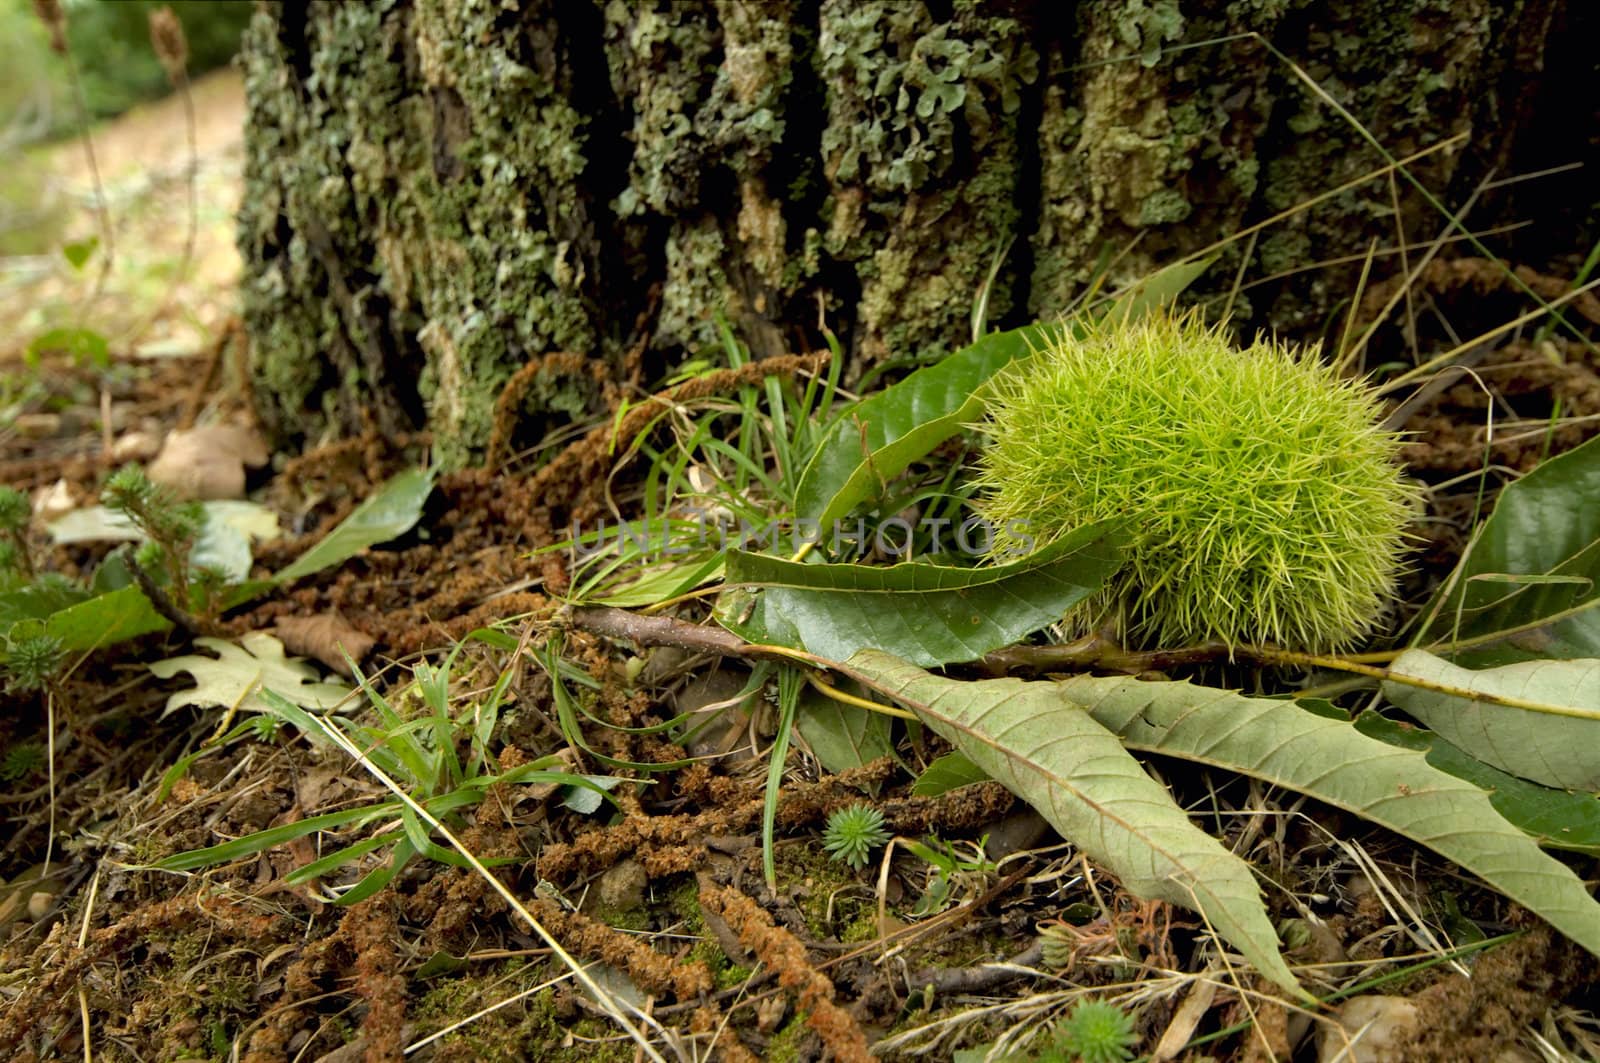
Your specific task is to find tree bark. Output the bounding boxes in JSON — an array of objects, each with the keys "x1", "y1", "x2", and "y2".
[{"x1": 237, "y1": 0, "x2": 1594, "y2": 467}]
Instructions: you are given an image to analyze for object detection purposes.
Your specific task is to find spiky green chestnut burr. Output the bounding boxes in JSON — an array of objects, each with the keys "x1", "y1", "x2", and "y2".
[{"x1": 974, "y1": 312, "x2": 1418, "y2": 651}]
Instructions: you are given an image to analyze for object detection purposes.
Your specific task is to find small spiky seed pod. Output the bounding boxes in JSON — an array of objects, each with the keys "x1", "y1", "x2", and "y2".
[
  {"x1": 1038, "y1": 921, "x2": 1078, "y2": 970},
  {"x1": 31, "y1": 0, "x2": 66, "y2": 55},
  {"x1": 147, "y1": 6, "x2": 188, "y2": 81},
  {"x1": 974, "y1": 312, "x2": 1418, "y2": 651}
]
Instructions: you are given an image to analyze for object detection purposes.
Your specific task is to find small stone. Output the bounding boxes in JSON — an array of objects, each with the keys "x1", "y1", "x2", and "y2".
[
  {"x1": 1317, "y1": 995, "x2": 1419, "y2": 1062},
  {"x1": 32, "y1": 479, "x2": 78, "y2": 522},
  {"x1": 674, "y1": 668, "x2": 755, "y2": 762},
  {"x1": 26, "y1": 890, "x2": 55, "y2": 921},
  {"x1": 983, "y1": 809, "x2": 1051, "y2": 861},
  {"x1": 111, "y1": 430, "x2": 162, "y2": 462},
  {"x1": 597, "y1": 858, "x2": 648, "y2": 913}
]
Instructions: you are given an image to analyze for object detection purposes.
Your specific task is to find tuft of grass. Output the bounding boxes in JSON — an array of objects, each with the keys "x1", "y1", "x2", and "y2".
[
  {"x1": 155, "y1": 632, "x2": 626, "y2": 904},
  {"x1": 1046, "y1": 999, "x2": 1138, "y2": 1063},
  {"x1": 820, "y1": 801, "x2": 891, "y2": 870},
  {"x1": 974, "y1": 311, "x2": 1419, "y2": 651},
  {"x1": 1, "y1": 741, "x2": 47, "y2": 781},
  {"x1": 3, "y1": 623, "x2": 65, "y2": 693}
]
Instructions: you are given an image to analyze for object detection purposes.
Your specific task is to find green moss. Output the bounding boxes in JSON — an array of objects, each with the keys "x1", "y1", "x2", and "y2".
[
  {"x1": 657, "y1": 217, "x2": 734, "y2": 354},
  {"x1": 415, "y1": 963, "x2": 633, "y2": 1062},
  {"x1": 1029, "y1": 0, "x2": 1507, "y2": 334},
  {"x1": 666, "y1": 876, "x2": 703, "y2": 924},
  {"x1": 765, "y1": 1010, "x2": 810, "y2": 1063},
  {"x1": 664, "y1": 876, "x2": 749, "y2": 987},
  {"x1": 769, "y1": 844, "x2": 879, "y2": 943},
  {"x1": 1030, "y1": 16, "x2": 1186, "y2": 314},
  {"x1": 654, "y1": 876, "x2": 749, "y2": 989},
  {"x1": 1259, "y1": 231, "x2": 1312, "y2": 276},
  {"x1": 684, "y1": 925, "x2": 738, "y2": 984},
  {"x1": 414, "y1": 964, "x2": 516, "y2": 1023},
  {"x1": 1231, "y1": 156, "x2": 1261, "y2": 200},
  {"x1": 1108, "y1": 0, "x2": 1185, "y2": 68},
  {"x1": 717, "y1": 959, "x2": 757, "y2": 990},
  {"x1": 602, "y1": 2, "x2": 719, "y2": 218},
  {"x1": 585, "y1": 901, "x2": 653, "y2": 934},
  {"x1": 1287, "y1": 103, "x2": 1324, "y2": 136}
]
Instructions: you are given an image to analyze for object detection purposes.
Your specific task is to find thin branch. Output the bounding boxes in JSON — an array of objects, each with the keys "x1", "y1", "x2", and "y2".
[
  {"x1": 569, "y1": 606, "x2": 1600, "y2": 722},
  {"x1": 564, "y1": 605, "x2": 803, "y2": 666},
  {"x1": 127, "y1": 554, "x2": 217, "y2": 638},
  {"x1": 978, "y1": 635, "x2": 1233, "y2": 676},
  {"x1": 905, "y1": 941, "x2": 1046, "y2": 995}
]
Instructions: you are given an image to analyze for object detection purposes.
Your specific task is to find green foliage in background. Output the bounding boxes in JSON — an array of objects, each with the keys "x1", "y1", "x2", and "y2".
[
  {"x1": 0, "y1": 0, "x2": 249, "y2": 254},
  {"x1": 68, "y1": 0, "x2": 249, "y2": 116}
]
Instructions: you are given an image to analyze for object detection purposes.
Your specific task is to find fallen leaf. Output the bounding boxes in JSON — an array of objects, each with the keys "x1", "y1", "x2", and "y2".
[
  {"x1": 274, "y1": 613, "x2": 376, "y2": 676},
  {"x1": 46, "y1": 506, "x2": 140, "y2": 544},
  {"x1": 273, "y1": 467, "x2": 435, "y2": 583},
  {"x1": 204, "y1": 500, "x2": 282, "y2": 543},
  {"x1": 190, "y1": 500, "x2": 282, "y2": 581},
  {"x1": 49, "y1": 500, "x2": 282, "y2": 583},
  {"x1": 149, "y1": 631, "x2": 351, "y2": 717},
  {"x1": 518, "y1": 747, "x2": 580, "y2": 803},
  {"x1": 672, "y1": 669, "x2": 754, "y2": 762},
  {"x1": 1383, "y1": 650, "x2": 1600, "y2": 789},
  {"x1": 148, "y1": 423, "x2": 270, "y2": 500},
  {"x1": 294, "y1": 763, "x2": 363, "y2": 810},
  {"x1": 1151, "y1": 980, "x2": 1219, "y2": 1062}
]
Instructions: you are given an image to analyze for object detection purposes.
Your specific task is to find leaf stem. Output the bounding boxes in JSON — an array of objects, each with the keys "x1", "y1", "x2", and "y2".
[{"x1": 808, "y1": 675, "x2": 916, "y2": 720}]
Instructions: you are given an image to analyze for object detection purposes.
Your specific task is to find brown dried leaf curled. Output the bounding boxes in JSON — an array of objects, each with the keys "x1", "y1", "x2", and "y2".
[{"x1": 274, "y1": 613, "x2": 376, "y2": 677}]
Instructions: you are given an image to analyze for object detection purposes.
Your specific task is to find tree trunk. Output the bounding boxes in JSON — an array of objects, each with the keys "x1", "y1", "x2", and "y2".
[{"x1": 237, "y1": 0, "x2": 1593, "y2": 468}]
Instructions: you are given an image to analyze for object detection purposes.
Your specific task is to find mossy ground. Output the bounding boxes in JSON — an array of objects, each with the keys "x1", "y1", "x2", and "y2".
[{"x1": 413, "y1": 964, "x2": 637, "y2": 1063}]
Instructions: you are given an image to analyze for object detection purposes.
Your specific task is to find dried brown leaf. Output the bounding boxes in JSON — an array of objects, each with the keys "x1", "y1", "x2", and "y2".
[
  {"x1": 274, "y1": 613, "x2": 376, "y2": 676},
  {"x1": 148, "y1": 423, "x2": 269, "y2": 500}
]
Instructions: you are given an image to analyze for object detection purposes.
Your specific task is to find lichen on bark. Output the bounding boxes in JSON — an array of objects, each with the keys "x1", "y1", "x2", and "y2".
[
  {"x1": 1028, "y1": 0, "x2": 1518, "y2": 333},
  {"x1": 237, "y1": 0, "x2": 1578, "y2": 466},
  {"x1": 242, "y1": 0, "x2": 612, "y2": 467},
  {"x1": 817, "y1": 0, "x2": 1038, "y2": 367}
]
